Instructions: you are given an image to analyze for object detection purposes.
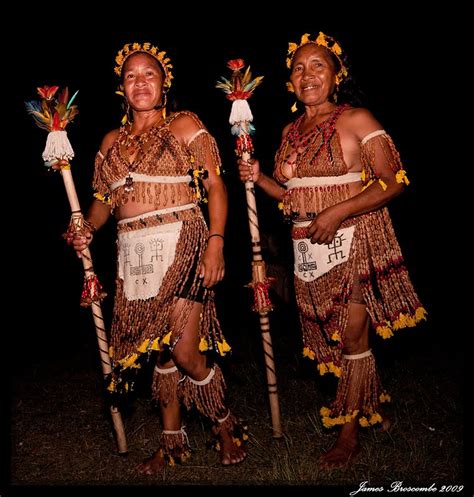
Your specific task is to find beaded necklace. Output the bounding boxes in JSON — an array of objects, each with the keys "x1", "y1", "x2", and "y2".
[
  {"x1": 282, "y1": 104, "x2": 348, "y2": 177},
  {"x1": 119, "y1": 117, "x2": 166, "y2": 192}
]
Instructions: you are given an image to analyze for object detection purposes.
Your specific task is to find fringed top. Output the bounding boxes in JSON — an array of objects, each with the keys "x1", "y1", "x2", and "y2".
[
  {"x1": 92, "y1": 111, "x2": 222, "y2": 210},
  {"x1": 274, "y1": 105, "x2": 409, "y2": 220}
]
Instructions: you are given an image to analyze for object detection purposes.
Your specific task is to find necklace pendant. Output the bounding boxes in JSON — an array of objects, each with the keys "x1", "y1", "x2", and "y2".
[{"x1": 124, "y1": 174, "x2": 134, "y2": 192}]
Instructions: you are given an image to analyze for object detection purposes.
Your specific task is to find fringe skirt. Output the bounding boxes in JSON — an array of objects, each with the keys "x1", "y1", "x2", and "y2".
[
  {"x1": 107, "y1": 204, "x2": 226, "y2": 394},
  {"x1": 293, "y1": 208, "x2": 426, "y2": 424}
]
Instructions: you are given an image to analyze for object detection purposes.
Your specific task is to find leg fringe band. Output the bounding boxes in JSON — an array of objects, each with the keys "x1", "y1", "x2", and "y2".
[
  {"x1": 180, "y1": 365, "x2": 226, "y2": 421},
  {"x1": 151, "y1": 365, "x2": 181, "y2": 407},
  {"x1": 321, "y1": 349, "x2": 386, "y2": 428},
  {"x1": 208, "y1": 410, "x2": 249, "y2": 452},
  {"x1": 343, "y1": 349, "x2": 372, "y2": 360},
  {"x1": 159, "y1": 427, "x2": 191, "y2": 465}
]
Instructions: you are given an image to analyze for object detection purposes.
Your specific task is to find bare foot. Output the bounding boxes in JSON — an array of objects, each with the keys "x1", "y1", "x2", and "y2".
[
  {"x1": 218, "y1": 426, "x2": 247, "y2": 466},
  {"x1": 319, "y1": 437, "x2": 360, "y2": 469},
  {"x1": 137, "y1": 450, "x2": 166, "y2": 475}
]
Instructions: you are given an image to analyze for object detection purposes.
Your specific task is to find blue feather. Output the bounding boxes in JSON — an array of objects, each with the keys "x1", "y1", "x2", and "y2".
[
  {"x1": 25, "y1": 100, "x2": 42, "y2": 113},
  {"x1": 67, "y1": 90, "x2": 79, "y2": 109}
]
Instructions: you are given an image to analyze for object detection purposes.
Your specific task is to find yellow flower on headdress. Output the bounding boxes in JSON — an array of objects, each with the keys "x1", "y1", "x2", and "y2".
[
  {"x1": 114, "y1": 42, "x2": 173, "y2": 89},
  {"x1": 332, "y1": 42, "x2": 342, "y2": 55},
  {"x1": 286, "y1": 31, "x2": 348, "y2": 85},
  {"x1": 300, "y1": 33, "x2": 311, "y2": 45},
  {"x1": 316, "y1": 32, "x2": 328, "y2": 47},
  {"x1": 288, "y1": 42, "x2": 298, "y2": 54}
]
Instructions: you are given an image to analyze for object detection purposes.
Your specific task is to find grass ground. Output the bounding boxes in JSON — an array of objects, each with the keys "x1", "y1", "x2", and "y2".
[{"x1": 7, "y1": 296, "x2": 467, "y2": 495}]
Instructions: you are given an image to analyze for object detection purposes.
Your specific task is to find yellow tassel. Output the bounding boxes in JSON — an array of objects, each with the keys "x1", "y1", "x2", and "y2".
[
  {"x1": 378, "y1": 178, "x2": 388, "y2": 191},
  {"x1": 317, "y1": 362, "x2": 328, "y2": 375},
  {"x1": 396, "y1": 169, "x2": 410, "y2": 186},
  {"x1": 217, "y1": 339, "x2": 231, "y2": 356},
  {"x1": 93, "y1": 192, "x2": 112, "y2": 205},
  {"x1": 303, "y1": 347, "x2": 316, "y2": 360},
  {"x1": 121, "y1": 114, "x2": 128, "y2": 125},
  {"x1": 199, "y1": 337, "x2": 209, "y2": 352},
  {"x1": 415, "y1": 307, "x2": 428, "y2": 321},
  {"x1": 406, "y1": 316, "x2": 416, "y2": 327},
  {"x1": 150, "y1": 337, "x2": 161, "y2": 351},
  {"x1": 320, "y1": 406, "x2": 331, "y2": 417},
  {"x1": 161, "y1": 331, "x2": 172, "y2": 346},
  {"x1": 277, "y1": 201, "x2": 284, "y2": 210},
  {"x1": 291, "y1": 101, "x2": 298, "y2": 113},
  {"x1": 380, "y1": 393, "x2": 391, "y2": 403},
  {"x1": 369, "y1": 413, "x2": 383, "y2": 425},
  {"x1": 359, "y1": 417, "x2": 370, "y2": 427},
  {"x1": 361, "y1": 179, "x2": 374, "y2": 192},
  {"x1": 376, "y1": 324, "x2": 394, "y2": 339},
  {"x1": 137, "y1": 339, "x2": 150, "y2": 353},
  {"x1": 120, "y1": 353, "x2": 138, "y2": 369}
]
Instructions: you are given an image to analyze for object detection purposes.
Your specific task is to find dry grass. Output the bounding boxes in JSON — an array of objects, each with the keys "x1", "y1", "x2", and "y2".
[{"x1": 8, "y1": 313, "x2": 466, "y2": 493}]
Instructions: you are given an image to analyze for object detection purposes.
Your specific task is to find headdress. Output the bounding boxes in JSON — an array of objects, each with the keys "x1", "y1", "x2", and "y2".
[
  {"x1": 286, "y1": 32, "x2": 348, "y2": 85},
  {"x1": 114, "y1": 42, "x2": 173, "y2": 90}
]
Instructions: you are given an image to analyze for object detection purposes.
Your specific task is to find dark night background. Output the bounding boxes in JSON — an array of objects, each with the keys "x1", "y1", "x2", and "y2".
[{"x1": 4, "y1": 9, "x2": 466, "y2": 495}]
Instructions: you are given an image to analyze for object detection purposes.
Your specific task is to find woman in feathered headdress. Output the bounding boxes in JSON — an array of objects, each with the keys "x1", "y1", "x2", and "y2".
[
  {"x1": 239, "y1": 32, "x2": 426, "y2": 468},
  {"x1": 71, "y1": 42, "x2": 247, "y2": 472}
]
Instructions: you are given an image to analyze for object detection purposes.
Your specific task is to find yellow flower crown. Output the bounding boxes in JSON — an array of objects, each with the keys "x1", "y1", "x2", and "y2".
[
  {"x1": 114, "y1": 42, "x2": 173, "y2": 90},
  {"x1": 286, "y1": 32, "x2": 348, "y2": 85}
]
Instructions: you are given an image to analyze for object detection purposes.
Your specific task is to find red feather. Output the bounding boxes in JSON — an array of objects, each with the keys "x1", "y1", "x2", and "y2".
[{"x1": 52, "y1": 112, "x2": 60, "y2": 130}]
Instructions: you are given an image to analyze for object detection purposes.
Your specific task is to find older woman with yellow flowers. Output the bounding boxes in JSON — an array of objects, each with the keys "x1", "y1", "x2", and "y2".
[{"x1": 239, "y1": 32, "x2": 426, "y2": 468}]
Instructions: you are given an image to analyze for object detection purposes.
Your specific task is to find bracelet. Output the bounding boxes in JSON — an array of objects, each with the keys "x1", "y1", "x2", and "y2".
[
  {"x1": 208, "y1": 233, "x2": 224, "y2": 242},
  {"x1": 83, "y1": 219, "x2": 97, "y2": 233}
]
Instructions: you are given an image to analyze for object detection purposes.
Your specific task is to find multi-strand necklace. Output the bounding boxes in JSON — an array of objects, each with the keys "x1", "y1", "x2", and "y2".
[
  {"x1": 283, "y1": 105, "x2": 348, "y2": 176},
  {"x1": 119, "y1": 117, "x2": 165, "y2": 192}
]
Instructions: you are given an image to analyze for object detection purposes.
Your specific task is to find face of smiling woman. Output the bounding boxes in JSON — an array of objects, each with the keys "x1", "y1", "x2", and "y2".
[
  {"x1": 122, "y1": 52, "x2": 165, "y2": 113},
  {"x1": 290, "y1": 44, "x2": 338, "y2": 108}
]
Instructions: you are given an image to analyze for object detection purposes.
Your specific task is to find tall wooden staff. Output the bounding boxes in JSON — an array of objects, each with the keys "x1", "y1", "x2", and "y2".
[
  {"x1": 26, "y1": 86, "x2": 128, "y2": 453},
  {"x1": 217, "y1": 61, "x2": 282, "y2": 438}
]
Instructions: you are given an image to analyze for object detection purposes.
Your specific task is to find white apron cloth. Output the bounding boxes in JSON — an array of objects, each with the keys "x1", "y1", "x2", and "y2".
[
  {"x1": 293, "y1": 222, "x2": 355, "y2": 283},
  {"x1": 118, "y1": 221, "x2": 182, "y2": 301}
]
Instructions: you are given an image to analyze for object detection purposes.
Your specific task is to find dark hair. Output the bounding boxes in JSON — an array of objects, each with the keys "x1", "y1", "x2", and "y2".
[
  {"x1": 326, "y1": 50, "x2": 366, "y2": 107},
  {"x1": 120, "y1": 51, "x2": 165, "y2": 83}
]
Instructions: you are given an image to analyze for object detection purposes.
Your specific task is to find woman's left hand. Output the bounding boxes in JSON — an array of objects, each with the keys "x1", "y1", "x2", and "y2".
[
  {"x1": 307, "y1": 206, "x2": 345, "y2": 245},
  {"x1": 199, "y1": 238, "x2": 225, "y2": 288}
]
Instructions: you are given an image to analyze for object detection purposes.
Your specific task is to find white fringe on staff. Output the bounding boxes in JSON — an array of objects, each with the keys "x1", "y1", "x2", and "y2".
[
  {"x1": 229, "y1": 100, "x2": 253, "y2": 125},
  {"x1": 42, "y1": 130, "x2": 75, "y2": 162}
]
